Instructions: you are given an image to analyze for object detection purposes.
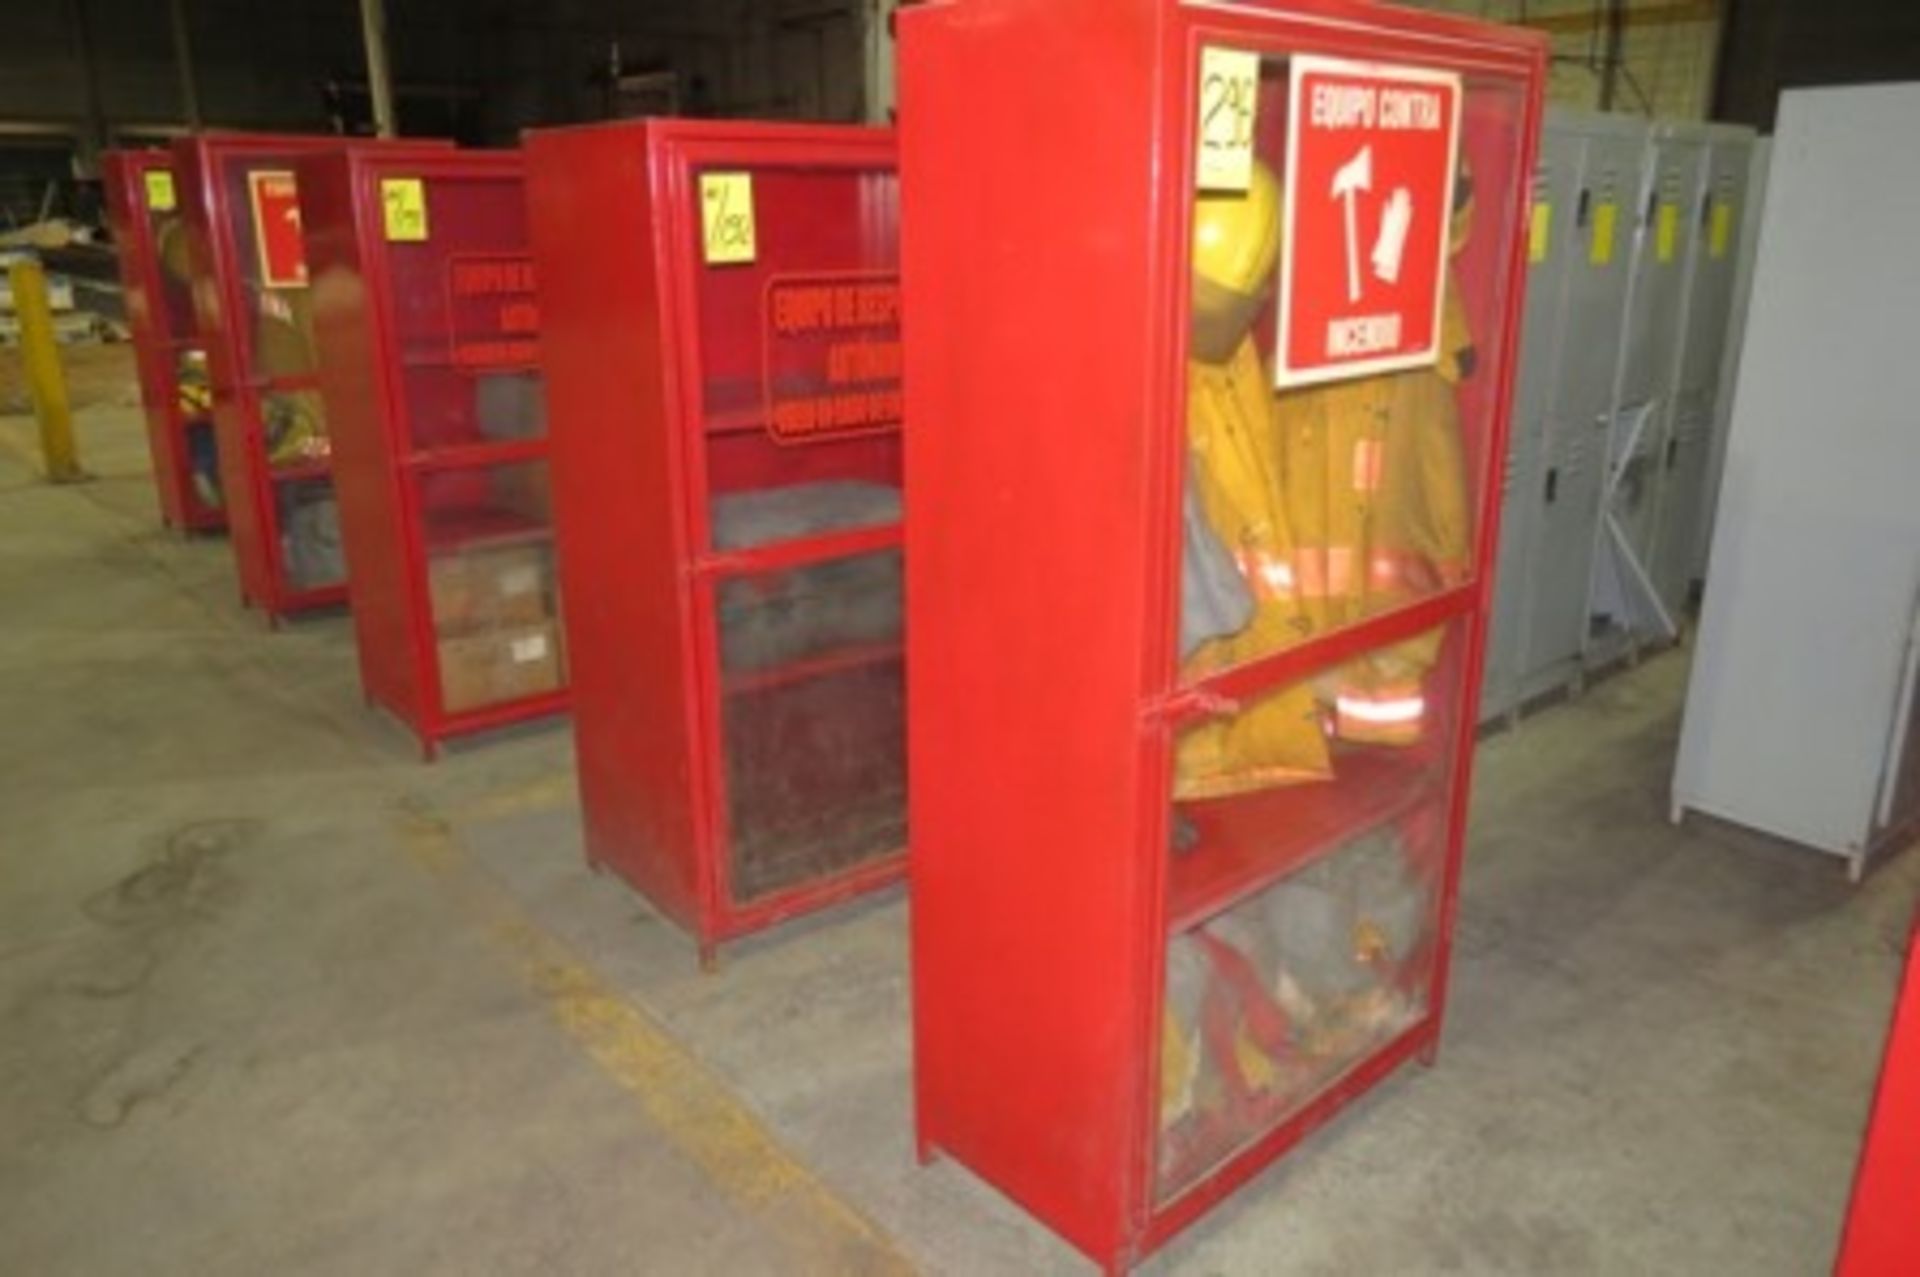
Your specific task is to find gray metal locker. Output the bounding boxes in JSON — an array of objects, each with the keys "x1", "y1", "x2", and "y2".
[
  {"x1": 1513, "y1": 112, "x2": 1645, "y2": 707},
  {"x1": 1692, "y1": 135, "x2": 1770, "y2": 583},
  {"x1": 1587, "y1": 124, "x2": 1706, "y2": 658},
  {"x1": 1481, "y1": 121, "x2": 1581, "y2": 723},
  {"x1": 1648, "y1": 123, "x2": 1757, "y2": 620}
]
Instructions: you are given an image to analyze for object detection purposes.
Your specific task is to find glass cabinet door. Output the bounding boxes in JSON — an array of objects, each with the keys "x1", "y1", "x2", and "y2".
[
  {"x1": 682, "y1": 158, "x2": 906, "y2": 909},
  {"x1": 1160, "y1": 41, "x2": 1531, "y2": 1200}
]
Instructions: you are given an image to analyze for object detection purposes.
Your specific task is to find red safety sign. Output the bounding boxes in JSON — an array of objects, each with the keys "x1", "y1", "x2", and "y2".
[
  {"x1": 762, "y1": 272, "x2": 902, "y2": 443},
  {"x1": 1276, "y1": 55, "x2": 1461, "y2": 388},
  {"x1": 247, "y1": 169, "x2": 308, "y2": 289}
]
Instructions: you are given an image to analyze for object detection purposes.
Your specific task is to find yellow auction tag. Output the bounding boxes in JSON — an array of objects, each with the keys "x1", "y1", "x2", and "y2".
[
  {"x1": 700, "y1": 172, "x2": 756, "y2": 265},
  {"x1": 144, "y1": 170, "x2": 176, "y2": 212},
  {"x1": 1709, "y1": 200, "x2": 1734, "y2": 260},
  {"x1": 1656, "y1": 202, "x2": 1678, "y2": 264},
  {"x1": 1196, "y1": 46, "x2": 1260, "y2": 192},
  {"x1": 1590, "y1": 202, "x2": 1617, "y2": 267},
  {"x1": 1529, "y1": 201, "x2": 1553, "y2": 265},
  {"x1": 381, "y1": 178, "x2": 429, "y2": 242}
]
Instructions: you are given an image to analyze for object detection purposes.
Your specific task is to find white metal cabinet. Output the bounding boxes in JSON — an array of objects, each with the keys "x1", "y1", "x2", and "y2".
[{"x1": 1673, "y1": 84, "x2": 1920, "y2": 879}]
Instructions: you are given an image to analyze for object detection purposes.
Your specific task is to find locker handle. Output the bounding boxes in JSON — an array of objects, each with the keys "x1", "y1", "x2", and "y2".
[
  {"x1": 1576, "y1": 188, "x2": 1591, "y2": 227},
  {"x1": 1666, "y1": 437, "x2": 1679, "y2": 469},
  {"x1": 1544, "y1": 466, "x2": 1559, "y2": 503}
]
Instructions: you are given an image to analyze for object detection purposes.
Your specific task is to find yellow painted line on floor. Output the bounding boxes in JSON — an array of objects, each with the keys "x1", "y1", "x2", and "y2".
[
  {"x1": 394, "y1": 806, "x2": 916, "y2": 1276},
  {"x1": 453, "y1": 768, "x2": 578, "y2": 825}
]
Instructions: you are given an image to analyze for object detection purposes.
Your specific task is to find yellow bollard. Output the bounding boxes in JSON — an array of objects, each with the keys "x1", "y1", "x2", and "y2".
[{"x1": 8, "y1": 258, "x2": 86, "y2": 483}]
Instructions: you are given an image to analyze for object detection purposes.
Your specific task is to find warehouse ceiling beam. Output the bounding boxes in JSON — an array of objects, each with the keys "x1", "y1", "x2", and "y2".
[
  {"x1": 360, "y1": 0, "x2": 397, "y2": 137},
  {"x1": 168, "y1": 0, "x2": 201, "y2": 129}
]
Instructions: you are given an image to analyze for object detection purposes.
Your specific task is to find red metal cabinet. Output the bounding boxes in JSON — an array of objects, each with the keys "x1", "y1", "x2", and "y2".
[
  {"x1": 301, "y1": 148, "x2": 566, "y2": 757},
  {"x1": 1837, "y1": 911, "x2": 1920, "y2": 1276},
  {"x1": 101, "y1": 149, "x2": 222, "y2": 533},
  {"x1": 526, "y1": 120, "x2": 903, "y2": 961},
  {"x1": 172, "y1": 133, "x2": 447, "y2": 624},
  {"x1": 899, "y1": 1, "x2": 1545, "y2": 1267}
]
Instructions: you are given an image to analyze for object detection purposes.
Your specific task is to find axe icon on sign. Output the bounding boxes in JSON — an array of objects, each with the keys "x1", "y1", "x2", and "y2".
[{"x1": 1330, "y1": 145, "x2": 1373, "y2": 303}]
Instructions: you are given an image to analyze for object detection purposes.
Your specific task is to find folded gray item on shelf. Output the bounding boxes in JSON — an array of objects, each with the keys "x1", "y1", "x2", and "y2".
[
  {"x1": 1180, "y1": 471, "x2": 1256, "y2": 659},
  {"x1": 711, "y1": 481, "x2": 900, "y2": 550},
  {"x1": 281, "y1": 488, "x2": 344, "y2": 589},
  {"x1": 476, "y1": 371, "x2": 546, "y2": 440}
]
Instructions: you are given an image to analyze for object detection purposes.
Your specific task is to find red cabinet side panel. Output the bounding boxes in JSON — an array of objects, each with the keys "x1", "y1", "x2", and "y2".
[
  {"x1": 900, "y1": 0, "x2": 1171, "y2": 1260},
  {"x1": 527, "y1": 125, "x2": 704, "y2": 930},
  {"x1": 302, "y1": 150, "x2": 421, "y2": 723},
  {"x1": 1838, "y1": 913, "x2": 1920, "y2": 1277}
]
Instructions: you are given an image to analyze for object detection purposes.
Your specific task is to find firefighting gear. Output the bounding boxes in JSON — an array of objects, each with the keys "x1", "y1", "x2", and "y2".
[
  {"x1": 187, "y1": 424, "x2": 220, "y2": 511},
  {"x1": 476, "y1": 371, "x2": 547, "y2": 441},
  {"x1": 712, "y1": 482, "x2": 903, "y2": 672},
  {"x1": 1178, "y1": 160, "x2": 1330, "y2": 798},
  {"x1": 1181, "y1": 474, "x2": 1256, "y2": 659},
  {"x1": 255, "y1": 290, "x2": 329, "y2": 466},
  {"x1": 1190, "y1": 161, "x2": 1282, "y2": 363},
  {"x1": 1159, "y1": 829, "x2": 1430, "y2": 1145},
  {"x1": 174, "y1": 348, "x2": 221, "y2": 509},
  {"x1": 1275, "y1": 176, "x2": 1479, "y2": 746},
  {"x1": 1178, "y1": 337, "x2": 1333, "y2": 796},
  {"x1": 279, "y1": 483, "x2": 344, "y2": 588},
  {"x1": 1193, "y1": 161, "x2": 1282, "y2": 296},
  {"x1": 158, "y1": 218, "x2": 193, "y2": 286}
]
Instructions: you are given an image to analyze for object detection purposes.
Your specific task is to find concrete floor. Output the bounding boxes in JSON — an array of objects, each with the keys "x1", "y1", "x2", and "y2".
[{"x1": 2, "y1": 365, "x2": 1914, "y2": 1274}]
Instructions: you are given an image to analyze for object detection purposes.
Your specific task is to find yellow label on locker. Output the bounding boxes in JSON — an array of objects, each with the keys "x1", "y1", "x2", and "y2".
[
  {"x1": 1655, "y1": 202, "x2": 1678, "y2": 264},
  {"x1": 1196, "y1": 46, "x2": 1260, "y2": 192},
  {"x1": 1589, "y1": 202, "x2": 1617, "y2": 267},
  {"x1": 144, "y1": 170, "x2": 176, "y2": 212},
  {"x1": 381, "y1": 178, "x2": 429, "y2": 242},
  {"x1": 700, "y1": 172, "x2": 756, "y2": 265},
  {"x1": 1529, "y1": 201, "x2": 1553, "y2": 265},
  {"x1": 1710, "y1": 200, "x2": 1734, "y2": 259}
]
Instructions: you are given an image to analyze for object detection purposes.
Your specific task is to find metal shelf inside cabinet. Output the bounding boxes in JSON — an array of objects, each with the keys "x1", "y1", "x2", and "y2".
[
  {"x1": 695, "y1": 520, "x2": 901, "y2": 579},
  {"x1": 420, "y1": 505, "x2": 551, "y2": 554},
  {"x1": 701, "y1": 378, "x2": 766, "y2": 435},
  {"x1": 253, "y1": 372, "x2": 322, "y2": 393},
  {"x1": 1168, "y1": 750, "x2": 1440, "y2": 934},
  {"x1": 721, "y1": 638, "x2": 903, "y2": 696},
  {"x1": 268, "y1": 457, "x2": 332, "y2": 482},
  {"x1": 403, "y1": 438, "x2": 546, "y2": 472},
  {"x1": 398, "y1": 349, "x2": 537, "y2": 372}
]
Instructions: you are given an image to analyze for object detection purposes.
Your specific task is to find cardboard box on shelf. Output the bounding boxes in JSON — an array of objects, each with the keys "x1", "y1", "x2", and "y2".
[
  {"x1": 437, "y1": 619, "x2": 565, "y2": 714},
  {"x1": 428, "y1": 542, "x2": 553, "y2": 635}
]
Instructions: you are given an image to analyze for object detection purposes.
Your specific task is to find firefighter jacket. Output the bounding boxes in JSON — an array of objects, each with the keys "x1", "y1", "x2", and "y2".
[
  {"x1": 1175, "y1": 335, "x2": 1333, "y2": 799},
  {"x1": 1275, "y1": 277, "x2": 1476, "y2": 745}
]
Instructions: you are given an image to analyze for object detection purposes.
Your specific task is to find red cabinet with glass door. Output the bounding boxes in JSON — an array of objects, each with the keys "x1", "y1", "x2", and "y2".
[
  {"x1": 173, "y1": 133, "x2": 446, "y2": 624},
  {"x1": 102, "y1": 149, "x2": 222, "y2": 532},
  {"x1": 527, "y1": 120, "x2": 903, "y2": 962},
  {"x1": 301, "y1": 148, "x2": 566, "y2": 758},
  {"x1": 899, "y1": 1, "x2": 1545, "y2": 1267}
]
